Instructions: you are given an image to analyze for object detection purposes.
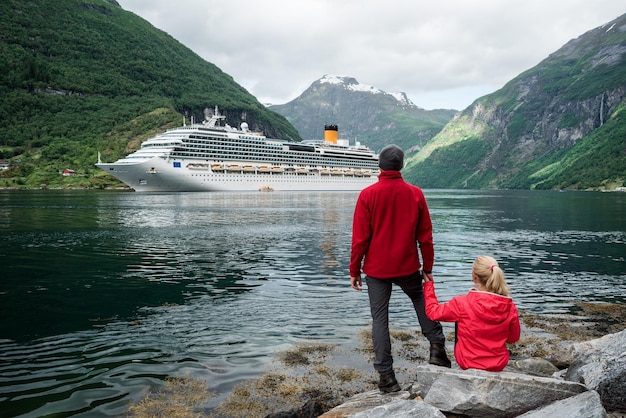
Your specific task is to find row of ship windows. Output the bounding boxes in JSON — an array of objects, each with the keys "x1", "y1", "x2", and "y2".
[
  {"x1": 185, "y1": 146, "x2": 361, "y2": 161},
  {"x1": 188, "y1": 135, "x2": 264, "y2": 144},
  {"x1": 173, "y1": 153, "x2": 378, "y2": 168},
  {"x1": 190, "y1": 174, "x2": 373, "y2": 180},
  {"x1": 183, "y1": 145, "x2": 358, "y2": 160},
  {"x1": 185, "y1": 137, "x2": 368, "y2": 159}
]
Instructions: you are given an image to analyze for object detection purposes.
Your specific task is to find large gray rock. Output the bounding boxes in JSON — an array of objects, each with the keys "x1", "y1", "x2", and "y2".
[
  {"x1": 318, "y1": 389, "x2": 414, "y2": 418},
  {"x1": 516, "y1": 390, "x2": 606, "y2": 418},
  {"x1": 413, "y1": 365, "x2": 588, "y2": 417},
  {"x1": 352, "y1": 399, "x2": 445, "y2": 418},
  {"x1": 564, "y1": 329, "x2": 626, "y2": 411}
]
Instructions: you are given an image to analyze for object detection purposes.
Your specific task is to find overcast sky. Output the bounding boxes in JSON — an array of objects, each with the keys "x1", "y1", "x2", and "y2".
[{"x1": 120, "y1": 1, "x2": 625, "y2": 110}]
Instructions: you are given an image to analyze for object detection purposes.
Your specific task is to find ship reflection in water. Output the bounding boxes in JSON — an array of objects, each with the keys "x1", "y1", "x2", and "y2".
[{"x1": 0, "y1": 189, "x2": 624, "y2": 417}]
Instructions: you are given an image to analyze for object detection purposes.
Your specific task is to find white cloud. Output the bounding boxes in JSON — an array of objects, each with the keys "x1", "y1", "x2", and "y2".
[{"x1": 121, "y1": 0, "x2": 626, "y2": 110}]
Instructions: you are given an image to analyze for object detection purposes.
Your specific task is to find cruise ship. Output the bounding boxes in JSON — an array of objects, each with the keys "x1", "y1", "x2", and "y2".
[{"x1": 96, "y1": 107, "x2": 380, "y2": 192}]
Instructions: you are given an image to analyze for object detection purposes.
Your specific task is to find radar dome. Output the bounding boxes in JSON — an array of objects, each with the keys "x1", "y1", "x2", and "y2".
[{"x1": 241, "y1": 122, "x2": 249, "y2": 131}]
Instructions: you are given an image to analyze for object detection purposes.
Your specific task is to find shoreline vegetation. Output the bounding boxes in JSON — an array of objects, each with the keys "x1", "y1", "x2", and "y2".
[{"x1": 127, "y1": 301, "x2": 626, "y2": 418}]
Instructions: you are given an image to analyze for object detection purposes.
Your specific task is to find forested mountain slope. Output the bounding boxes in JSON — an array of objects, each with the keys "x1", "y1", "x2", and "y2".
[
  {"x1": 270, "y1": 75, "x2": 456, "y2": 153},
  {"x1": 0, "y1": 0, "x2": 299, "y2": 188},
  {"x1": 403, "y1": 13, "x2": 626, "y2": 190}
]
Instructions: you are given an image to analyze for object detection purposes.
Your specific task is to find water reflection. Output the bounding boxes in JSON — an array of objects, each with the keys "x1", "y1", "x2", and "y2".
[
  {"x1": 426, "y1": 190, "x2": 626, "y2": 311},
  {"x1": 0, "y1": 189, "x2": 624, "y2": 417}
]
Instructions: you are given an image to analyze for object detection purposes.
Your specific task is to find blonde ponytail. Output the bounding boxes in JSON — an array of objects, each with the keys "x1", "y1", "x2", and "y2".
[{"x1": 472, "y1": 255, "x2": 510, "y2": 296}]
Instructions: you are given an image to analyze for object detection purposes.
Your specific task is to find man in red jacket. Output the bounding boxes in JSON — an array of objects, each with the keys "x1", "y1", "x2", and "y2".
[{"x1": 350, "y1": 144, "x2": 450, "y2": 393}]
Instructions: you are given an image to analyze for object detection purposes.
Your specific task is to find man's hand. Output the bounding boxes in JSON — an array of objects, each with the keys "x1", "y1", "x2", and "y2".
[
  {"x1": 350, "y1": 276, "x2": 362, "y2": 291},
  {"x1": 422, "y1": 272, "x2": 434, "y2": 282}
]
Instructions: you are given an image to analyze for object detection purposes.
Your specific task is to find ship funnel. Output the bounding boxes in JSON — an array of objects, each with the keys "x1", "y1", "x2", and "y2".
[{"x1": 324, "y1": 124, "x2": 338, "y2": 144}]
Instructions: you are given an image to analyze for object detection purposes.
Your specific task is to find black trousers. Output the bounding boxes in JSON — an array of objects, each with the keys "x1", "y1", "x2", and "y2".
[{"x1": 366, "y1": 271, "x2": 445, "y2": 374}]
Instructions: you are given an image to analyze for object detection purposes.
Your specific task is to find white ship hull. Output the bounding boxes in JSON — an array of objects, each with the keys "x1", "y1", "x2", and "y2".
[{"x1": 97, "y1": 156, "x2": 378, "y2": 192}]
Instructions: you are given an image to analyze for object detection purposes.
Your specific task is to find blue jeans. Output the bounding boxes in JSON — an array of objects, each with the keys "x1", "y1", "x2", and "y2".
[{"x1": 366, "y1": 271, "x2": 445, "y2": 374}]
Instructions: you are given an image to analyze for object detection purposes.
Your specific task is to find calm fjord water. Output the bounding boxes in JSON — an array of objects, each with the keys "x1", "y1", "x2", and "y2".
[{"x1": 0, "y1": 189, "x2": 624, "y2": 417}]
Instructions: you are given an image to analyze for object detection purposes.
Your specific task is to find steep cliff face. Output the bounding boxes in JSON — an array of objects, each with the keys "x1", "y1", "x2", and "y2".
[{"x1": 405, "y1": 14, "x2": 626, "y2": 190}]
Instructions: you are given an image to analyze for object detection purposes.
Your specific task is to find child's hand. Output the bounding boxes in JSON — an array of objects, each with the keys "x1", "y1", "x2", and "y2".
[{"x1": 422, "y1": 271, "x2": 434, "y2": 282}]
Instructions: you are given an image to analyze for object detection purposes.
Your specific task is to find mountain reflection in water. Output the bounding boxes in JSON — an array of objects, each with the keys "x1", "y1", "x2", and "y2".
[{"x1": 0, "y1": 189, "x2": 624, "y2": 417}]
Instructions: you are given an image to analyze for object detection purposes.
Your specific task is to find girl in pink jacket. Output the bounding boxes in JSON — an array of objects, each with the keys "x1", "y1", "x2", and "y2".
[{"x1": 423, "y1": 255, "x2": 521, "y2": 371}]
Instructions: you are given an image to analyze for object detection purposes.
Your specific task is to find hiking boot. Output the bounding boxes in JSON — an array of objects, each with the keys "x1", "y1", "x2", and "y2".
[
  {"x1": 378, "y1": 372, "x2": 401, "y2": 393},
  {"x1": 429, "y1": 343, "x2": 452, "y2": 368}
]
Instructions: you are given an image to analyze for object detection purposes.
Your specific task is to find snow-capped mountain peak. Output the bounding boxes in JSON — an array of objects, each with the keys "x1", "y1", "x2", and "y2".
[{"x1": 318, "y1": 74, "x2": 416, "y2": 107}]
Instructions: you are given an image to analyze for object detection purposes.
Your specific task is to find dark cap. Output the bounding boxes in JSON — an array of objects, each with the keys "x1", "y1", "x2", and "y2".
[{"x1": 378, "y1": 144, "x2": 404, "y2": 171}]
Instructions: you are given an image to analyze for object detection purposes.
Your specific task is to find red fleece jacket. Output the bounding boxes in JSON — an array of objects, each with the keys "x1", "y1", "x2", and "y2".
[
  {"x1": 349, "y1": 170, "x2": 433, "y2": 278},
  {"x1": 424, "y1": 281, "x2": 521, "y2": 371}
]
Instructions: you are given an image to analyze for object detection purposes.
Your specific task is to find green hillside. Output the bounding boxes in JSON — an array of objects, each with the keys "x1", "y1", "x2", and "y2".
[
  {"x1": 0, "y1": 0, "x2": 300, "y2": 189},
  {"x1": 403, "y1": 13, "x2": 626, "y2": 191},
  {"x1": 511, "y1": 104, "x2": 626, "y2": 190}
]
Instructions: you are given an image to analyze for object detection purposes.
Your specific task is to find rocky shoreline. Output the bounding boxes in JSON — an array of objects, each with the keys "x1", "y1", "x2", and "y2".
[
  {"x1": 127, "y1": 302, "x2": 626, "y2": 417},
  {"x1": 320, "y1": 329, "x2": 625, "y2": 417}
]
